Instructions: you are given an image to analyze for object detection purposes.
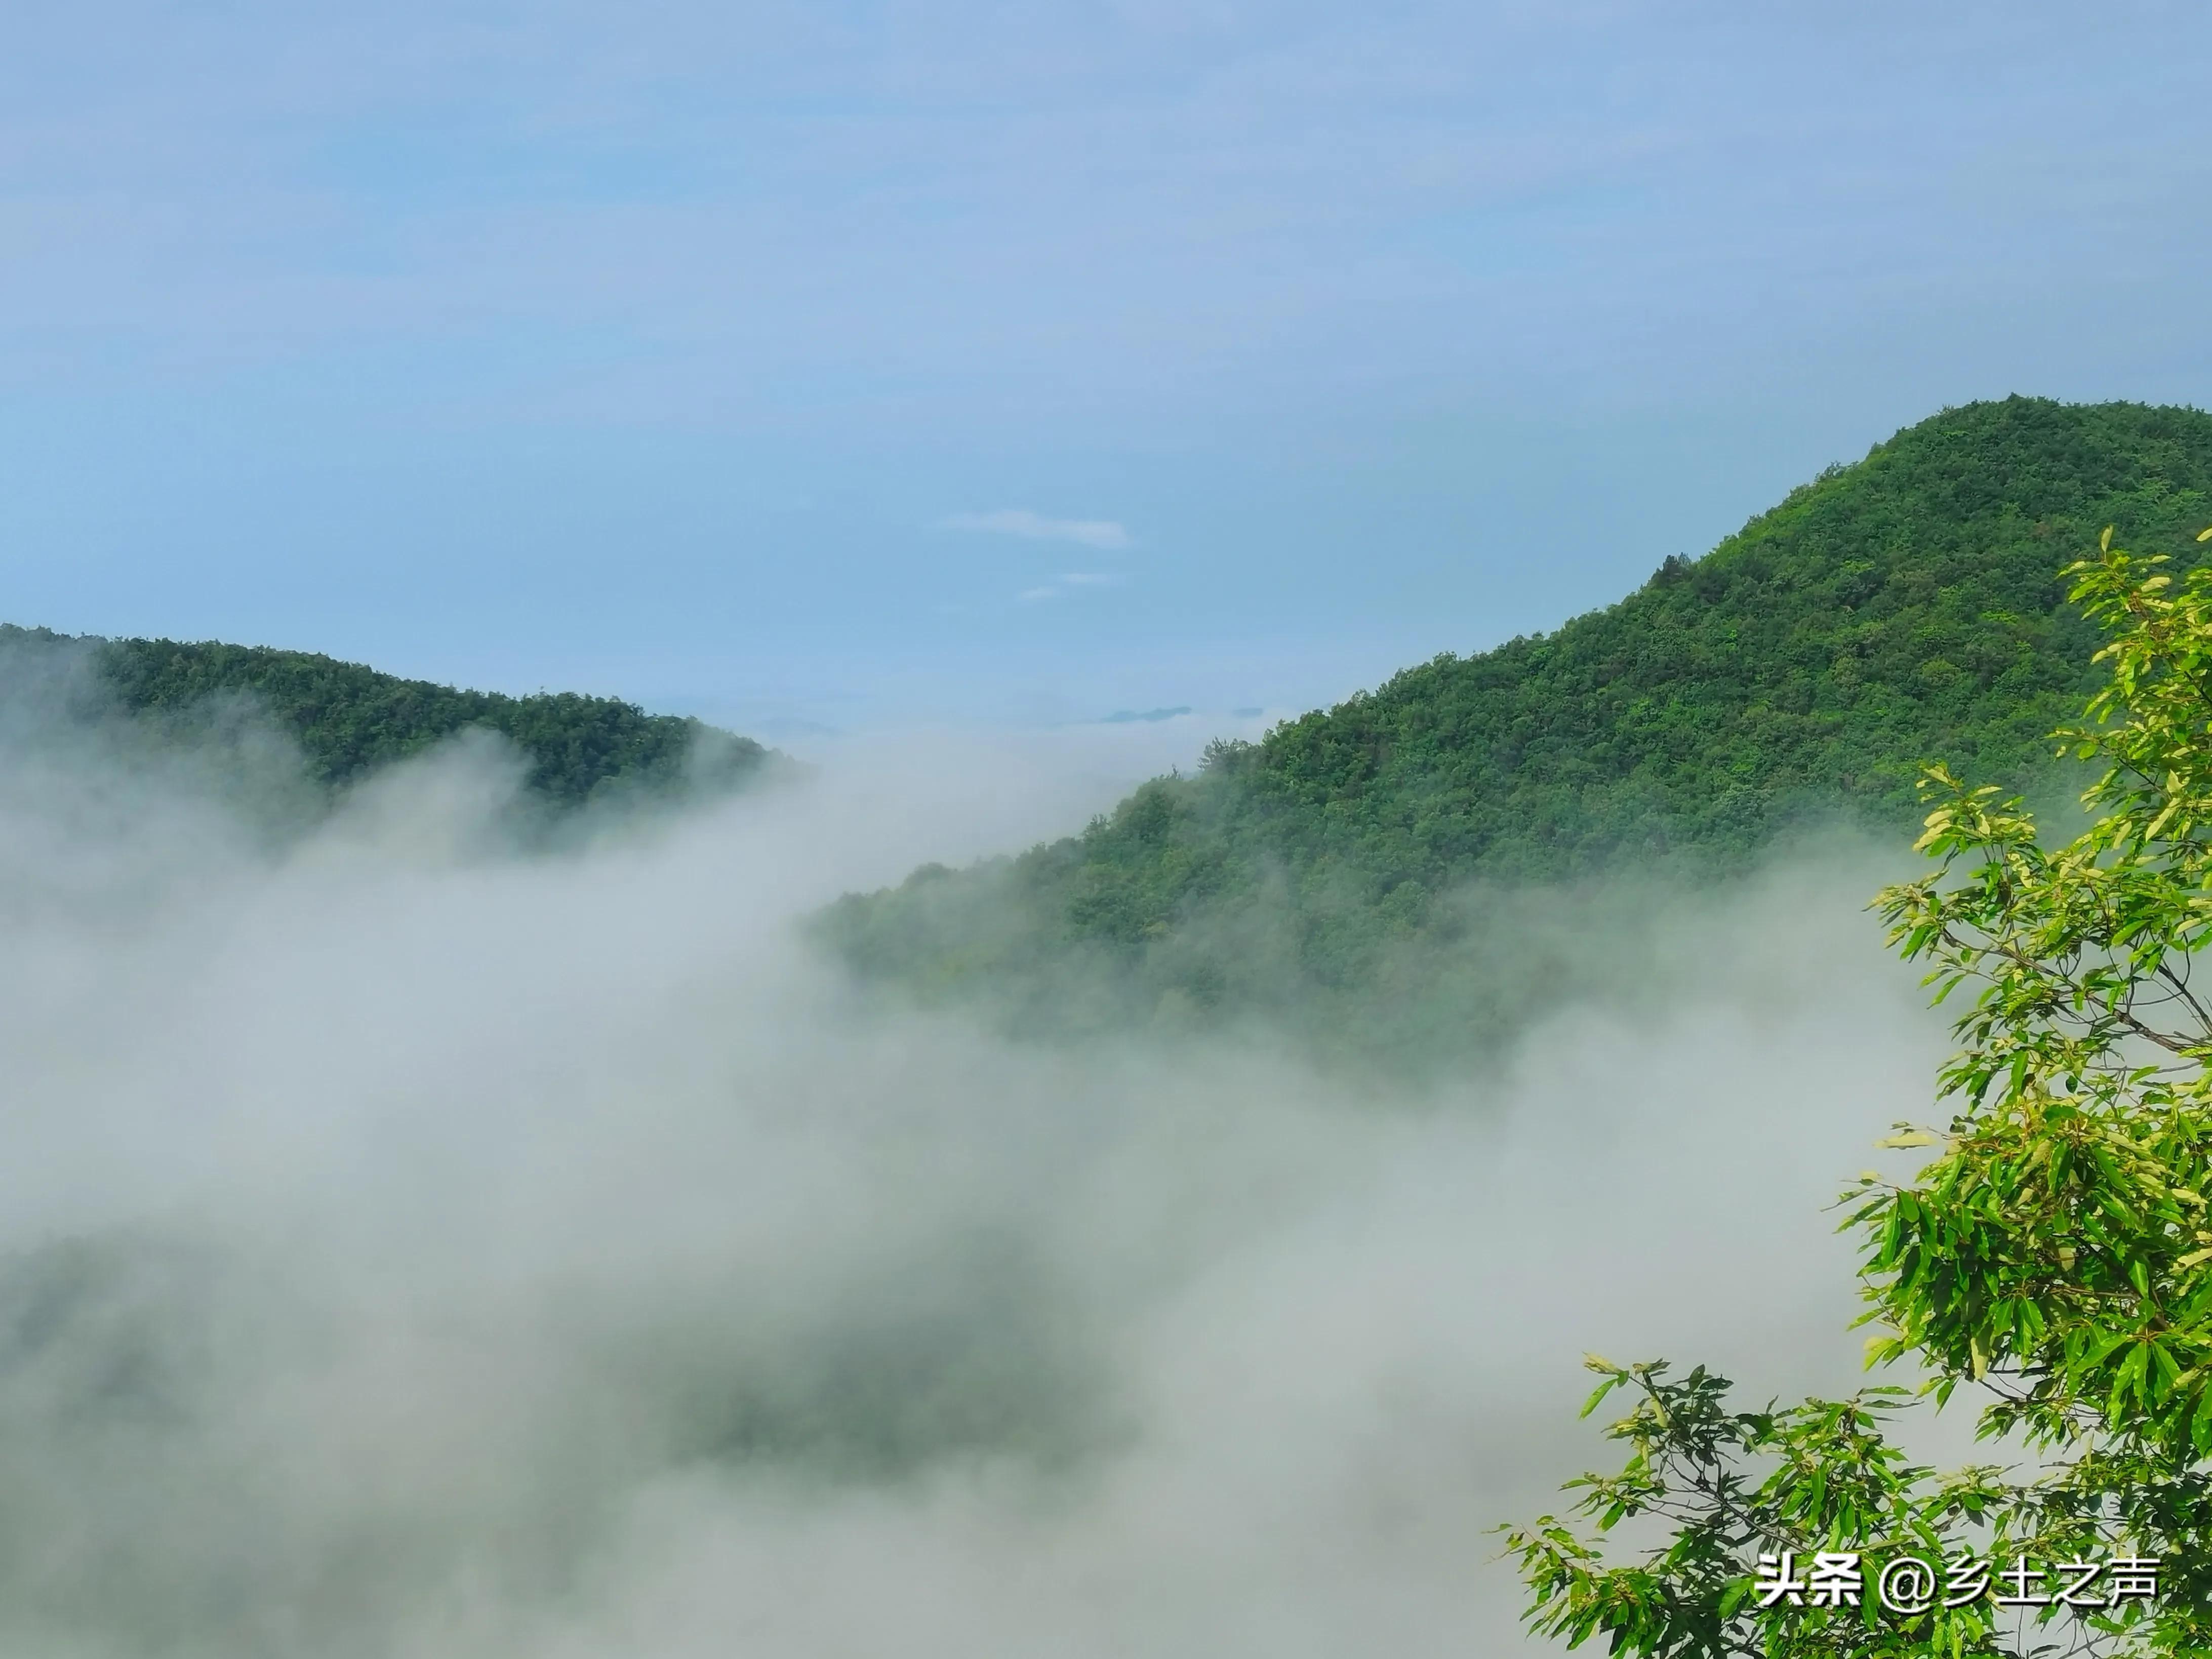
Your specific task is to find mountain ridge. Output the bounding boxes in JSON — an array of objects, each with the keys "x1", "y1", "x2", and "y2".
[
  {"x1": 0, "y1": 624, "x2": 774, "y2": 811},
  {"x1": 820, "y1": 395, "x2": 2212, "y2": 1046}
]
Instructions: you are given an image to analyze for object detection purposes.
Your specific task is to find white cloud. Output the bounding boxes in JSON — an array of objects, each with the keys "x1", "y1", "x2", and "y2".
[
  {"x1": 1018, "y1": 572, "x2": 1125, "y2": 602},
  {"x1": 941, "y1": 509, "x2": 1133, "y2": 550}
]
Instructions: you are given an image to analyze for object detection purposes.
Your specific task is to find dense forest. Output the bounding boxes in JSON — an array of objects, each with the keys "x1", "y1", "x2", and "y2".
[
  {"x1": 0, "y1": 626, "x2": 773, "y2": 810},
  {"x1": 821, "y1": 396, "x2": 2212, "y2": 1052}
]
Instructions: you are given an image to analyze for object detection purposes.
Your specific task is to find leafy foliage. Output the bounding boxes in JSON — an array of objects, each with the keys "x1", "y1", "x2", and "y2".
[
  {"x1": 1499, "y1": 528, "x2": 2212, "y2": 1657},
  {"x1": 0, "y1": 625, "x2": 770, "y2": 810},
  {"x1": 825, "y1": 398, "x2": 2212, "y2": 1036}
]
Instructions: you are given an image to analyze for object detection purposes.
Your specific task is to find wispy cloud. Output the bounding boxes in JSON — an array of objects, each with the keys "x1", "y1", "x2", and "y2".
[
  {"x1": 941, "y1": 509, "x2": 1132, "y2": 550},
  {"x1": 1018, "y1": 572, "x2": 1124, "y2": 603}
]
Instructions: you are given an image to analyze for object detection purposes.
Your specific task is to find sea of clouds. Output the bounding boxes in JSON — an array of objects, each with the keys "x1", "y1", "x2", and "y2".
[{"x1": 0, "y1": 652, "x2": 1956, "y2": 1658}]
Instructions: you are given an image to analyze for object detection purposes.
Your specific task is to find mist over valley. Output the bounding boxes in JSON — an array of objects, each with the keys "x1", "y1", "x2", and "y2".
[
  {"x1": 8, "y1": 9, "x2": 2208, "y2": 1646},
  {"x1": 5, "y1": 400, "x2": 2163, "y2": 1653}
]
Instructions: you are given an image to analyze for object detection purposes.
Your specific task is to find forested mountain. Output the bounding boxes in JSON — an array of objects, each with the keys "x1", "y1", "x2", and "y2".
[
  {"x1": 0, "y1": 626, "x2": 772, "y2": 809},
  {"x1": 822, "y1": 397, "x2": 2212, "y2": 1049}
]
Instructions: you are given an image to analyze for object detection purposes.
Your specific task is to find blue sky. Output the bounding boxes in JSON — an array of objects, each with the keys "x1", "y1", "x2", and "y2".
[{"x1": 4, "y1": 2, "x2": 2209, "y2": 737}]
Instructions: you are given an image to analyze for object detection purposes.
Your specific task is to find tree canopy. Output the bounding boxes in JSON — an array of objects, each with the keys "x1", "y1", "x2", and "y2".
[{"x1": 1501, "y1": 526, "x2": 2212, "y2": 1657}]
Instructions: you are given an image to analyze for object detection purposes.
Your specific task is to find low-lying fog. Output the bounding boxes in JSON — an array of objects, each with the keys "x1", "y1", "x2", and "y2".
[{"x1": 0, "y1": 670, "x2": 1951, "y2": 1657}]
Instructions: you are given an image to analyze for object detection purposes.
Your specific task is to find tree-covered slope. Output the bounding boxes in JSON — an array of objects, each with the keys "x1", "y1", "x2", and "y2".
[
  {"x1": 822, "y1": 397, "x2": 2212, "y2": 1036},
  {"x1": 0, "y1": 626, "x2": 772, "y2": 809}
]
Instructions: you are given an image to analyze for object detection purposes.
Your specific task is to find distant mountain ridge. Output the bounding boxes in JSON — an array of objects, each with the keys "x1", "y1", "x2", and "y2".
[
  {"x1": 821, "y1": 396, "x2": 2212, "y2": 1045},
  {"x1": 0, "y1": 625, "x2": 772, "y2": 810}
]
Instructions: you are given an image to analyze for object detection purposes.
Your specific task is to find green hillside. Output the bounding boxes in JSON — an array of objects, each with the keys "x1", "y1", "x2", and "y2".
[
  {"x1": 821, "y1": 396, "x2": 2212, "y2": 1047},
  {"x1": 0, "y1": 626, "x2": 772, "y2": 810}
]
